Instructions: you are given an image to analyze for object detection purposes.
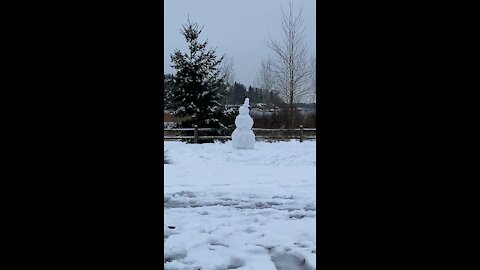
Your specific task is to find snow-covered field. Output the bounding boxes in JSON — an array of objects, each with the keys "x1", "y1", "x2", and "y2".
[{"x1": 164, "y1": 140, "x2": 316, "y2": 270}]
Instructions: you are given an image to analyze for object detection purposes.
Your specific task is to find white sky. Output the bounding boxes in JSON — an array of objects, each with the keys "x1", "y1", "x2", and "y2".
[{"x1": 164, "y1": 0, "x2": 316, "y2": 87}]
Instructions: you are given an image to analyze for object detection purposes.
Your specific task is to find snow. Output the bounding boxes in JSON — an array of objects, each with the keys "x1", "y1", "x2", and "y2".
[{"x1": 164, "y1": 140, "x2": 316, "y2": 270}]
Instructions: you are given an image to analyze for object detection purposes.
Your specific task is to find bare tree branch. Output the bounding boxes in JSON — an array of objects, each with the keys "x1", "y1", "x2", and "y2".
[{"x1": 219, "y1": 55, "x2": 235, "y2": 87}]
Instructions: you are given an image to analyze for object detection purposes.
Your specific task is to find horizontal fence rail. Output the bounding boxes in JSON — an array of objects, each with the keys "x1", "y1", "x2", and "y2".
[{"x1": 164, "y1": 125, "x2": 316, "y2": 143}]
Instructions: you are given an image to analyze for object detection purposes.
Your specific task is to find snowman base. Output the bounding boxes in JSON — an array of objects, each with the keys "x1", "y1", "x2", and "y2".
[{"x1": 231, "y1": 129, "x2": 255, "y2": 149}]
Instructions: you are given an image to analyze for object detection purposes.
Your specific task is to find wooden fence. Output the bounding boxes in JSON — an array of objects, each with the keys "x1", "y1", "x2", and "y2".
[{"x1": 164, "y1": 125, "x2": 316, "y2": 143}]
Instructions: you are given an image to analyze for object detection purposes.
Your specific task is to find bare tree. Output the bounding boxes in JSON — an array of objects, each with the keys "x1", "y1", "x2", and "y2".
[
  {"x1": 220, "y1": 55, "x2": 235, "y2": 87},
  {"x1": 254, "y1": 55, "x2": 275, "y2": 94},
  {"x1": 267, "y1": 2, "x2": 311, "y2": 128},
  {"x1": 219, "y1": 55, "x2": 235, "y2": 105}
]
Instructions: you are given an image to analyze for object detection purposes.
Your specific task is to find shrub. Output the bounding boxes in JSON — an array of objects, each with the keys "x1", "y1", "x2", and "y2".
[{"x1": 164, "y1": 150, "x2": 170, "y2": 164}]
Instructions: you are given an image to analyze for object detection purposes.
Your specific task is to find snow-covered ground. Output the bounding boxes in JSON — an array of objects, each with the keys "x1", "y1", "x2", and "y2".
[{"x1": 164, "y1": 140, "x2": 316, "y2": 270}]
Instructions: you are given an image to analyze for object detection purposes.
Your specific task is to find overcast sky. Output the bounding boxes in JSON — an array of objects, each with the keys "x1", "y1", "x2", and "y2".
[{"x1": 164, "y1": 0, "x2": 316, "y2": 87}]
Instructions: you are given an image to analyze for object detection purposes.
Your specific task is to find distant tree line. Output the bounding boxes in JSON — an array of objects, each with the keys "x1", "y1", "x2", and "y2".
[
  {"x1": 166, "y1": 75, "x2": 286, "y2": 110},
  {"x1": 165, "y1": 73, "x2": 315, "y2": 128},
  {"x1": 225, "y1": 83, "x2": 285, "y2": 109}
]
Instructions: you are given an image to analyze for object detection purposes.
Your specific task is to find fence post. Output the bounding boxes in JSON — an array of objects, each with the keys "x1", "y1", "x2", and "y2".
[
  {"x1": 194, "y1": 125, "x2": 198, "y2": 144},
  {"x1": 299, "y1": 125, "x2": 303, "y2": 142}
]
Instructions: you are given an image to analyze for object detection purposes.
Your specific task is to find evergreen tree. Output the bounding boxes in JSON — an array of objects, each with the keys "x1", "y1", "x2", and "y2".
[
  {"x1": 254, "y1": 88, "x2": 260, "y2": 103},
  {"x1": 169, "y1": 19, "x2": 226, "y2": 128},
  {"x1": 246, "y1": 86, "x2": 255, "y2": 104},
  {"x1": 226, "y1": 82, "x2": 247, "y2": 105},
  {"x1": 164, "y1": 74, "x2": 175, "y2": 110}
]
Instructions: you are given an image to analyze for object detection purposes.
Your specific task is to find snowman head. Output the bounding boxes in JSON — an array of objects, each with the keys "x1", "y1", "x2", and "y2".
[
  {"x1": 239, "y1": 98, "x2": 250, "y2": 115},
  {"x1": 243, "y1": 98, "x2": 250, "y2": 107}
]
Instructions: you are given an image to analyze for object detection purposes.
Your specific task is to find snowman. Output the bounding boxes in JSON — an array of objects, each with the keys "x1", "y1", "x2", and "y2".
[{"x1": 232, "y1": 98, "x2": 255, "y2": 149}]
